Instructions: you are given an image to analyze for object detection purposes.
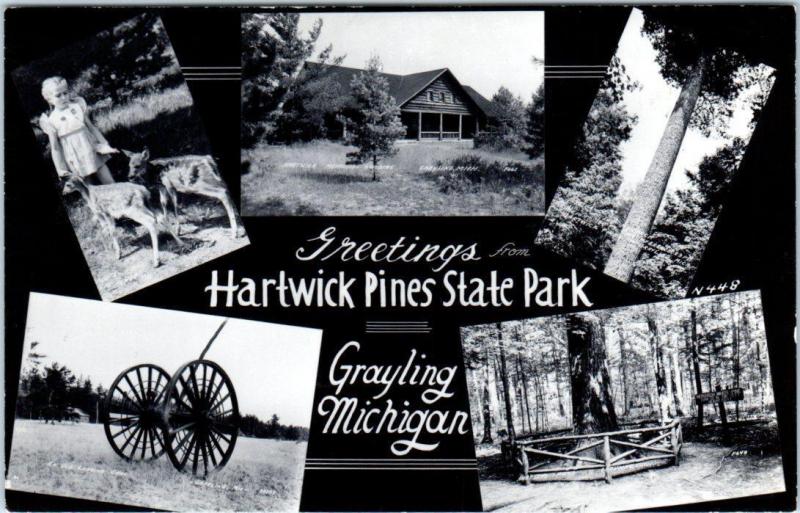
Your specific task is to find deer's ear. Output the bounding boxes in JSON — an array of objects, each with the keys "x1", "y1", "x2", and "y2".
[
  {"x1": 121, "y1": 149, "x2": 135, "y2": 158},
  {"x1": 142, "y1": 148, "x2": 150, "y2": 160}
]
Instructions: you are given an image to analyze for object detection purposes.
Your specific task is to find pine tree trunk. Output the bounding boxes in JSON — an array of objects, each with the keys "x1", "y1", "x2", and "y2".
[
  {"x1": 670, "y1": 345, "x2": 686, "y2": 416},
  {"x1": 497, "y1": 323, "x2": 516, "y2": 443},
  {"x1": 617, "y1": 327, "x2": 629, "y2": 415},
  {"x1": 567, "y1": 314, "x2": 619, "y2": 434},
  {"x1": 688, "y1": 311, "x2": 704, "y2": 426},
  {"x1": 551, "y1": 344, "x2": 567, "y2": 418},
  {"x1": 604, "y1": 54, "x2": 707, "y2": 282},
  {"x1": 481, "y1": 382, "x2": 493, "y2": 443},
  {"x1": 518, "y1": 354, "x2": 533, "y2": 434},
  {"x1": 646, "y1": 315, "x2": 674, "y2": 424}
]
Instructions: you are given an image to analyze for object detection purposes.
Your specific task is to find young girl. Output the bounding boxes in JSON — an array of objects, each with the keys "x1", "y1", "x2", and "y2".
[{"x1": 39, "y1": 76, "x2": 117, "y2": 184}]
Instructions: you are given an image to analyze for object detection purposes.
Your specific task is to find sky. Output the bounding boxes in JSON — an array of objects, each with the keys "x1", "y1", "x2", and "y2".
[
  {"x1": 298, "y1": 11, "x2": 544, "y2": 102},
  {"x1": 20, "y1": 294, "x2": 322, "y2": 427},
  {"x1": 613, "y1": 8, "x2": 773, "y2": 202}
]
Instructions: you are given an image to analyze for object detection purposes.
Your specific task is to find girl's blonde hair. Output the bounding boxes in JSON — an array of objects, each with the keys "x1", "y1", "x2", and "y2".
[{"x1": 41, "y1": 76, "x2": 68, "y2": 103}]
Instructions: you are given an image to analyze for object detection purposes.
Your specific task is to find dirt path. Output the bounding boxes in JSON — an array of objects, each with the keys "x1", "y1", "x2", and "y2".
[{"x1": 480, "y1": 443, "x2": 785, "y2": 512}]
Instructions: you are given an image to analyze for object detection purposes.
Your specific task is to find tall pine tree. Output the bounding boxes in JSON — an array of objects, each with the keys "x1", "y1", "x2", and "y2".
[{"x1": 346, "y1": 56, "x2": 406, "y2": 181}]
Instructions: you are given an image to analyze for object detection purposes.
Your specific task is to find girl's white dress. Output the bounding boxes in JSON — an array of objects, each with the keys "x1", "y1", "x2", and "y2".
[{"x1": 39, "y1": 97, "x2": 110, "y2": 178}]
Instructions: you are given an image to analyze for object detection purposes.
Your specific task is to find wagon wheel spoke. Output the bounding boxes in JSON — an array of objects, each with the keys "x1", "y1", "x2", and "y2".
[
  {"x1": 112, "y1": 389, "x2": 142, "y2": 414},
  {"x1": 112, "y1": 421, "x2": 139, "y2": 440},
  {"x1": 179, "y1": 432, "x2": 198, "y2": 470},
  {"x1": 192, "y1": 436, "x2": 202, "y2": 475},
  {"x1": 140, "y1": 427, "x2": 149, "y2": 459},
  {"x1": 177, "y1": 375, "x2": 199, "y2": 406},
  {"x1": 148, "y1": 427, "x2": 159, "y2": 458},
  {"x1": 209, "y1": 392, "x2": 231, "y2": 414},
  {"x1": 172, "y1": 428, "x2": 194, "y2": 455},
  {"x1": 129, "y1": 424, "x2": 146, "y2": 459},
  {"x1": 204, "y1": 368, "x2": 218, "y2": 403},
  {"x1": 119, "y1": 424, "x2": 141, "y2": 454},
  {"x1": 207, "y1": 428, "x2": 226, "y2": 456},
  {"x1": 123, "y1": 375, "x2": 146, "y2": 408},
  {"x1": 107, "y1": 414, "x2": 140, "y2": 425},
  {"x1": 210, "y1": 424, "x2": 234, "y2": 443},
  {"x1": 204, "y1": 435, "x2": 219, "y2": 467}
]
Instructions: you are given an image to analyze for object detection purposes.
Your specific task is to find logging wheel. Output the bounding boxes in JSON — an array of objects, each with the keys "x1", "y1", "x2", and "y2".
[
  {"x1": 103, "y1": 363, "x2": 171, "y2": 461},
  {"x1": 162, "y1": 359, "x2": 240, "y2": 476}
]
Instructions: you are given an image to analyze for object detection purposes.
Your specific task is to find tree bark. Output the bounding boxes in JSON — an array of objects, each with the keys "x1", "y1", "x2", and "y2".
[
  {"x1": 604, "y1": 54, "x2": 707, "y2": 282},
  {"x1": 670, "y1": 344, "x2": 686, "y2": 416},
  {"x1": 481, "y1": 383, "x2": 493, "y2": 443},
  {"x1": 616, "y1": 327, "x2": 630, "y2": 415},
  {"x1": 567, "y1": 314, "x2": 619, "y2": 434},
  {"x1": 688, "y1": 311, "x2": 704, "y2": 427},
  {"x1": 497, "y1": 323, "x2": 516, "y2": 443},
  {"x1": 518, "y1": 354, "x2": 533, "y2": 434},
  {"x1": 646, "y1": 314, "x2": 674, "y2": 424}
]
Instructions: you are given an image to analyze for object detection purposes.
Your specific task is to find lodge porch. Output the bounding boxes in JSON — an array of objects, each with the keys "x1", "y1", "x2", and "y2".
[{"x1": 400, "y1": 111, "x2": 482, "y2": 141}]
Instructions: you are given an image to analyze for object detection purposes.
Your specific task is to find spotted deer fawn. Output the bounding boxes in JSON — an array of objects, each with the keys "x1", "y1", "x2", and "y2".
[
  {"x1": 62, "y1": 175, "x2": 183, "y2": 267},
  {"x1": 124, "y1": 149, "x2": 243, "y2": 239}
]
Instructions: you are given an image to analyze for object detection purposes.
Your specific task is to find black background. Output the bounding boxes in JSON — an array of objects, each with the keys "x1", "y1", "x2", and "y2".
[{"x1": 4, "y1": 5, "x2": 795, "y2": 512}]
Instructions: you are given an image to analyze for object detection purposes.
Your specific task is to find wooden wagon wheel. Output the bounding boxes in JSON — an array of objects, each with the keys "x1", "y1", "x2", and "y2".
[
  {"x1": 103, "y1": 363, "x2": 171, "y2": 461},
  {"x1": 162, "y1": 359, "x2": 240, "y2": 476}
]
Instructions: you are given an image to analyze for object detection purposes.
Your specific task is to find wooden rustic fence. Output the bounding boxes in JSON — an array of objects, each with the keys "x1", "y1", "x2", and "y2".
[{"x1": 515, "y1": 420, "x2": 683, "y2": 484}]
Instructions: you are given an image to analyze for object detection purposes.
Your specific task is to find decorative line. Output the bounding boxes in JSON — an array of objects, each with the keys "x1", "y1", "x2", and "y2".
[
  {"x1": 306, "y1": 461, "x2": 475, "y2": 466},
  {"x1": 545, "y1": 70, "x2": 609, "y2": 74},
  {"x1": 305, "y1": 467, "x2": 477, "y2": 470},
  {"x1": 366, "y1": 320, "x2": 431, "y2": 333},
  {"x1": 307, "y1": 458, "x2": 475, "y2": 461},
  {"x1": 545, "y1": 76, "x2": 606, "y2": 79},
  {"x1": 364, "y1": 330, "x2": 431, "y2": 335},
  {"x1": 181, "y1": 66, "x2": 241, "y2": 70}
]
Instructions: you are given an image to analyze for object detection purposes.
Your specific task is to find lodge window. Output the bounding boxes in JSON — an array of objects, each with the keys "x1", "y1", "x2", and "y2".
[{"x1": 428, "y1": 91, "x2": 435, "y2": 102}]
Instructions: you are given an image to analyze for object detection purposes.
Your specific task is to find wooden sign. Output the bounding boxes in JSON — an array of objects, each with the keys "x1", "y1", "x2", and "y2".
[{"x1": 695, "y1": 387, "x2": 744, "y2": 404}]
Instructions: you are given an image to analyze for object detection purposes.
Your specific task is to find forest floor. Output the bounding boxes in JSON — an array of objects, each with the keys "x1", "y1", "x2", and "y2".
[
  {"x1": 64, "y1": 193, "x2": 249, "y2": 301},
  {"x1": 479, "y1": 441, "x2": 785, "y2": 512},
  {"x1": 241, "y1": 140, "x2": 544, "y2": 216},
  {"x1": 7, "y1": 420, "x2": 307, "y2": 511}
]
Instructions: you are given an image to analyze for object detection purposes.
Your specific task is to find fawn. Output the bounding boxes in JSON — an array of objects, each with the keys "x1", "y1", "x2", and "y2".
[
  {"x1": 62, "y1": 175, "x2": 183, "y2": 267},
  {"x1": 124, "y1": 149, "x2": 243, "y2": 239}
]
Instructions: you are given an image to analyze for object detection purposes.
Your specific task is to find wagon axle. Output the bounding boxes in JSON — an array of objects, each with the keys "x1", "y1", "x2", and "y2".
[{"x1": 102, "y1": 321, "x2": 240, "y2": 477}]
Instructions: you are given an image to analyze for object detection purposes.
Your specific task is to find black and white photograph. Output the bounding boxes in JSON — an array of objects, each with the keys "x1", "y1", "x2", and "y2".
[
  {"x1": 6, "y1": 293, "x2": 322, "y2": 511},
  {"x1": 460, "y1": 290, "x2": 784, "y2": 512},
  {"x1": 11, "y1": 13, "x2": 249, "y2": 302},
  {"x1": 241, "y1": 11, "x2": 545, "y2": 216},
  {"x1": 535, "y1": 8, "x2": 775, "y2": 298}
]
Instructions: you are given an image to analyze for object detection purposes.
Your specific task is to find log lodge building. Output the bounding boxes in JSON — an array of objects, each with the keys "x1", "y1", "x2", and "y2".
[{"x1": 307, "y1": 62, "x2": 498, "y2": 141}]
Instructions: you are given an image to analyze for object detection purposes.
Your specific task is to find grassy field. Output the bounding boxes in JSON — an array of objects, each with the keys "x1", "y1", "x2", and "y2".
[
  {"x1": 479, "y1": 442, "x2": 785, "y2": 512},
  {"x1": 7, "y1": 420, "x2": 308, "y2": 511},
  {"x1": 241, "y1": 140, "x2": 545, "y2": 216}
]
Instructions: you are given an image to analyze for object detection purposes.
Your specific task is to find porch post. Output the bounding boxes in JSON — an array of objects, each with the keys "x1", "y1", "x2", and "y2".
[
  {"x1": 418, "y1": 111, "x2": 422, "y2": 141},
  {"x1": 458, "y1": 114, "x2": 463, "y2": 140},
  {"x1": 475, "y1": 118, "x2": 479, "y2": 136},
  {"x1": 439, "y1": 113, "x2": 443, "y2": 140}
]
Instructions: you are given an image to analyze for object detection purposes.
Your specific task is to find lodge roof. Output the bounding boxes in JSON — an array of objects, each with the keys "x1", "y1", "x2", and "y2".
[{"x1": 304, "y1": 62, "x2": 497, "y2": 118}]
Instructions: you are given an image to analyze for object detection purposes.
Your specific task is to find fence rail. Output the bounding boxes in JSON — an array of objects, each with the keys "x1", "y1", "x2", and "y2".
[
  {"x1": 420, "y1": 131, "x2": 461, "y2": 140},
  {"x1": 516, "y1": 420, "x2": 682, "y2": 484}
]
